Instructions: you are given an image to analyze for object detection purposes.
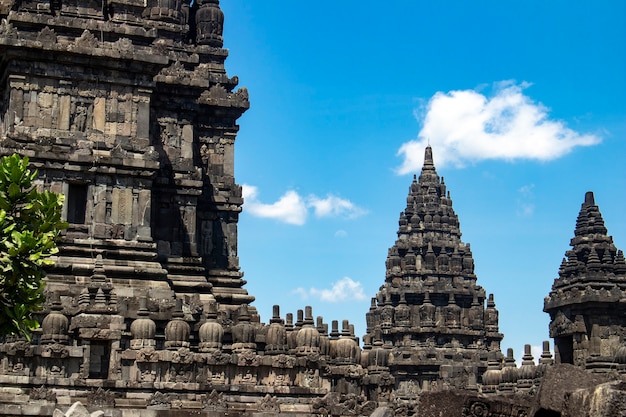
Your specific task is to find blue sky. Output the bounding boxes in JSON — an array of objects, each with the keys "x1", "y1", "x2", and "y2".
[{"x1": 220, "y1": 1, "x2": 626, "y2": 363}]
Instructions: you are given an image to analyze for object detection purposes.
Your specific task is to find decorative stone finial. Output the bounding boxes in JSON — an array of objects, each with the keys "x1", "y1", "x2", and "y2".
[
  {"x1": 196, "y1": 0, "x2": 224, "y2": 47},
  {"x1": 199, "y1": 301, "x2": 223, "y2": 352},
  {"x1": 424, "y1": 145, "x2": 434, "y2": 168},
  {"x1": 165, "y1": 299, "x2": 190, "y2": 349},
  {"x1": 40, "y1": 293, "x2": 69, "y2": 345},
  {"x1": 304, "y1": 306, "x2": 314, "y2": 326},
  {"x1": 130, "y1": 296, "x2": 156, "y2": 349},
  {"x1": 91, "y1": 254, "x2": 107, "y2": 283}
]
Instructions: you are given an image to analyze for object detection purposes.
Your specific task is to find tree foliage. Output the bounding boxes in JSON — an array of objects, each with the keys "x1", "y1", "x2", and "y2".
[{"x1": 0, "y1": 154, "x2": 67, "y2": 338}]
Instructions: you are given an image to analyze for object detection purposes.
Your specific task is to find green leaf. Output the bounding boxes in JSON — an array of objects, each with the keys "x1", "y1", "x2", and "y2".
[{"x1": 0, "y1": 154, "x2": 66, "y2": 338}]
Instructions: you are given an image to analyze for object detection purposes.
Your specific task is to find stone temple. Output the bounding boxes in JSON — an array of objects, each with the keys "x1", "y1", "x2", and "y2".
[
  {"x1": 0, "y1": 1, "x2": 625, "y2": 416},
  {"x1": 363, "y1": 146, "x2": 503, "y2": 396}
]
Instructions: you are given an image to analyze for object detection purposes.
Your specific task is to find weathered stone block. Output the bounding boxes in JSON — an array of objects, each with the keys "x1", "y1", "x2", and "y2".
[
  {"x1": 279, "y1": 403, "x2": 311, "y2": 413},
  {"x1": 119, "y1": 122, "x2": 132, "y2": 136},
  {"x1": 111, "y1": 187, "x2": 133, "y2": 225},
  {"x1": 136, "y1": 101, "x2": 150, "y2": 139},
  {"x1": 28, "y1": 100, "x2": 39, "y2": 119},
  {"x1": 562, "y1": 381, "x2": 626, "y2": 417},
  {"x1": 56, "y1": 395, "x2": 73, "y2": 405},
  {"x1": 38, "y1": 92, "x2": 54, "y2": 108},
  {"x1": 535, "y1": 363, "x2": 614, "y2": 414},
  {"x1": 43, "y1": 114, "x2": 53, "y2": 128},
  {"x1": 93, "y1": 97, "x2": 106, "y2": 132},
  {"x1": 118, "y1": 409, "x2": 156, "y2": 417},
  {"x1": 8, "y1": 88, "x2": 24, "y2": 126},
  {"x1": 114, "y1": 398, "x2": 148, "y2": 408}
]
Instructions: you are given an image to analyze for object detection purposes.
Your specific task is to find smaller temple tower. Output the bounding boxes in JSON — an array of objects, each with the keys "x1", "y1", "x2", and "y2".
[
  {"x1": 544, "y1": 191, "x2": 626, "y2": 371},
  {"x1": 364, "y1": 146, "x2": 503, "y2": 396}
]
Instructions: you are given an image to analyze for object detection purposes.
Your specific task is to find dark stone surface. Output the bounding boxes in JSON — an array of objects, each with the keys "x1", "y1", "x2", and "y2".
[
  {"x1": 363, "y1": 146, "x2": 503, "y2": 394},
  {"x1": 534, "y1": 364, "x2": 616, "y2": 414},
  {"x1": 561, "y1": 380, "x2": 626, "y2": 417}
]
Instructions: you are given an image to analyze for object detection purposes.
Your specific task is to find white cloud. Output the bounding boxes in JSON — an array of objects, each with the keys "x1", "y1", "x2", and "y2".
[
  {"x1": 242, "y1": 184, "x2": 308, "y2": 225},
  {"x1": 531, "y1": 345, "x2": 542, "y2": 364},
  {"x1": 309, "y1": 195, "x2": 367, "y2": 219},
  {"x1": 291, "y1": 287, "x2": 309, "y2": 300},
  {"x1": 516, "y1": 184, "x2": 535, "y2": 217},
  {"x1": 243, "y1": 185, "x2": 366, "y2": 225},
  {"x1": 294, "y1": 277, "x2": 367, "y2": 302},
  {"x1": 396, "y1": 81, "x2": 601, "y2": 173},
  {"x1": 334, "y1": 229, "x2": 348, "y2": 238},
  {"x1": 518, "y1": 184, "x2": 535, "y2": 197}
]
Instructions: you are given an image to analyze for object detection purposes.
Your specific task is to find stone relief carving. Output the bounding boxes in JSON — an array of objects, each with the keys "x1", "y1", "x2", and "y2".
[
  {"x1": 550, "y1": 311, "x2": 573, "y2": 337},
  {"x1": 148, "y1": 391, "x2": 173, "y2": 408},
  {"x1": 0, "y1": 18, "x2": 17, "y2": 39},
  {"x1": 206, "y1": 351, "x2": 231, "y2": 366},
  {"x1": 138, "y1": 363, "x2": 157, "y2": 383},
  {"x1": 87, "y1": 387, "x2": 115, "y2": 408},
  {"x1": 302, "y1": 368, "x2": 319, "y2": 388},
  {"x1": 6, "y1": 340, "x2": 34, "y2": 356},
  {"x1": 206, "y1": 369, "x2": 226, "y2": 384},
  {"x1": 37, "y1": 26, "x2": 57, "y2": 45},
  {"x1": 203, "y1": 389, "x2": 227, "y2": 410},
  {"x1": 272, "y1": 354, "x2": 296, "y2": 369},
  {"x1": 269, "y1": 370, "x2": 290, "y2": 386},
  {"x1": 73, "y1": 30, "x2": 99, "y2": 49},
  {"x1": 236, "y1": 350, "x2": 259, "y2": 367},
  {"x1": 234, "y1": 368, "x2": 255, "y2": 385},
  {"x1": 197, "y1": 85, "x2": 249, "y2": 108},
  {"x1": 113, "y1": 37, "x2": 133, "y2": 53},
  {"x1": 45, "y1": 360, "x2": 66, "y2": 377},
  {"x1": 159, "y1": 60, "x2": 186, "y2": 78},
  {"x1": 30, "y1": 385, "x2": 57, "y2": 402},
  {"x1": 256, "y1": 394, "x2": 280, "y2": 413},
  {"x1": 42, "y1": 343, "x2": 69, "y2": 358},
  {"x1": 136, "y1": 347, "x2": 159, "y2": 363},
  {"x1": 312, "y1": 393, "x2": 371, "y2": 417}
]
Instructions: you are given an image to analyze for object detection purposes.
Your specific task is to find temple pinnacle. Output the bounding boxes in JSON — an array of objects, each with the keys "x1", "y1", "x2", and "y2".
[{"x1": 424, "y1": 145, "x2": 434, "y2": 169}]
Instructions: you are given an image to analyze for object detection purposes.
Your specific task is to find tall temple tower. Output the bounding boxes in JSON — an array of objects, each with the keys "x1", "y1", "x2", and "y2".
[
  {"x1": 0, "y1": 0, "x2": 254, "y2": 315},
  {"x1": 544, "y1": 191, "x2": 626, "y2": 371},
  {"x1": 363, "y1": 146, "x2": 503, "y2": 396}
]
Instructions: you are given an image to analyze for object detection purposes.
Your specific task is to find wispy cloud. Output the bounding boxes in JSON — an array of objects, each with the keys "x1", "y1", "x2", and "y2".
[
  {"x1": 293, "y1": 277, "x2": 367, "y2": 302},
  {"x1": 396, "y1": 81, "x2": 601, "y2": 173},
  {"x1": 242, "y1": 185, "x2": 307, "y2": 225},
  {"x1": 531, "y1": 345, "x2": 542, "y2": 364},
  {"x1": 292, "y1": 287, "x2": 309, "y2": 300},
  {"x1": 516, "y1": 184, "x2": 535, "y2": 217},
  {"x1": 242, "y1": 185, "x2": 366, "y2": 225},
  {"x1": 309, "y1": 195, "x2": 366, "y2": 219}
]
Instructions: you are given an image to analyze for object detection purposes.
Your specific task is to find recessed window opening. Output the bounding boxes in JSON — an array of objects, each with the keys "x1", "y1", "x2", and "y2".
[
  {"x1": 88, "y1": 341, "x2": 110, "y2": 379},
  {"x1": 67, "y1": 183, "x2": 88, "y2": 224}
]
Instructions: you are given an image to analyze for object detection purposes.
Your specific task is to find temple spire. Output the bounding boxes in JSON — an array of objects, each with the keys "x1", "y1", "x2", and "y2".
[
  {"x1": 573, "y1": 191, "x2": 608, "y2": 240},
  {"x1": 418, "y1": 145, "x2": 440, "y2": 185},
  {"x1": 368, "y1": 145, "x2": 502, "y2": 390},
  {"x1": 424, "y1": 145, "x2": 434, "y2": 169},
  {"x1": 545, "y1": 191, "x2": 625, "y2": 370}
]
